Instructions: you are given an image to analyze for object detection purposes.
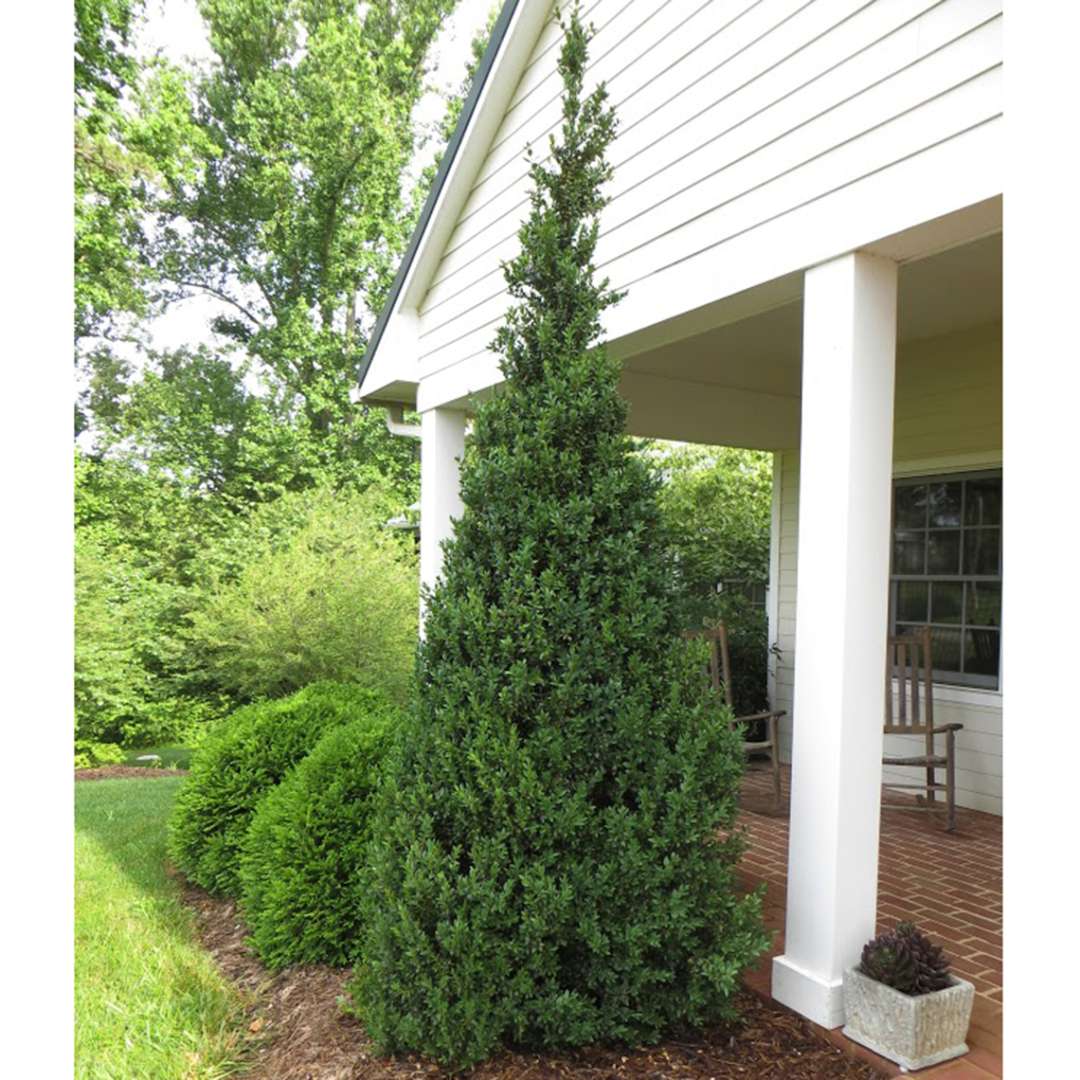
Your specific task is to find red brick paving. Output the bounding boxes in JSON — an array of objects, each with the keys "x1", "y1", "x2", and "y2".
[{"x1": 737, "y1": 764, "x2": 1003, "y2": 1077}]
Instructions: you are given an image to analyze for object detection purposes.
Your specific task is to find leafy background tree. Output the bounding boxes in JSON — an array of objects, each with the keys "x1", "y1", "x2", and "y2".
[
  {"x1": 654, "y1": 442, "x2": 774, "y2": 714},
  {"x1": 73, "y1": 0, "x2": 487, "y2": 753},
  {"x1": 185, "y1": 486, "x2": 419, "y2": 707},
  {"x1": 137, "y1": 0, "x2": 457, "y2": 486},
  {"x1": 353, "y1": 10, "x2": 767, "y2": 1066},
  {"x1": 75, "y1": 0, "x2": 148, "y2": 345}
]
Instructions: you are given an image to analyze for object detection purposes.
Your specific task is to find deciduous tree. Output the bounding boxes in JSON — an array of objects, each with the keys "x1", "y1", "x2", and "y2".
[{"x1": 141, "y1": 0, "x2": 455, "y2": 479}]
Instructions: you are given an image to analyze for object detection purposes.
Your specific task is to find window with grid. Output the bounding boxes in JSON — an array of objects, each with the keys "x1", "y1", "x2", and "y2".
[{"x1": 890, "y1": 471, "x2": 1002, "y2": 689}]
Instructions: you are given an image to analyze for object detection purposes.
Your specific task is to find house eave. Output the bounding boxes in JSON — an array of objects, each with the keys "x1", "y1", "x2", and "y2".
[{"x1": 356, "y1": 0, "x2": 537, "y2": 403}]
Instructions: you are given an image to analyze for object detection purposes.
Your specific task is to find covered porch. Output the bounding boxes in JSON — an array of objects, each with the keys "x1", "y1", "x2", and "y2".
[
  {"x1": 739, "y1": 765, "x2": 1003, "y2": 1077},
  {"x1": 606, "y1": 206, "x2": 1004, "y2": 1037}
]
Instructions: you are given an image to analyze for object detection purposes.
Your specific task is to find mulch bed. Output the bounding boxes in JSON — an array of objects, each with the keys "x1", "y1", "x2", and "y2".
[
  {"x1": 75, "y1": 765, "x2": 189, "y2": 781},
  {"x1": 178, "y1": 876, "x2": 884, "y2": 1080}
]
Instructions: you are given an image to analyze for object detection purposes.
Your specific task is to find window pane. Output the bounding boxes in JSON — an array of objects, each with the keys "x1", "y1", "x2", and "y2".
[
  {"x1": 893, "y1": 531, "x2": 926, "y2": 573},
  {"x1": 928, "y1": 481, "x2": 962, "y2": 527},
  {"x1": 895, "y1": 485, "x2": 927, "y2": 528},
  {"x1": 896, "y1": 581, "x2": 929, "y2": 622},
  {"x1": 965, "y1": 477, "x2": 1002, "y2": 526},
  {"x1": 890, "y1": 471, "x2": 1001, "y2": 689},
  {"x1": 967, "y1": 582, "x2": 1002, "y2": 626},
  {"x1": 929, "y1": 627, "x2": 963, "y2": 674},
  {"x1": 927, "y1": 530, "x2": 961, "y2": 573},
  {"x1": 964, "y1": 527, "x2": 1001, "y2": 576},
  {"x1": 965, "y1": 628, "x2": 1000, "y2": 677},
  {"x1": 931, "y1": 582, "x2": 963, "y2": 624}
]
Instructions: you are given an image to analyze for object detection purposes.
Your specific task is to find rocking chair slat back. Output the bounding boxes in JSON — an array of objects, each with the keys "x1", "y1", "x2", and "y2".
[
  {"x1": 683, "y1": 623, "x2": 784, "y2": 809},
  {"x1": 885, "y1": 626, "x2": 935, "y2": 747},
  {"x1": 881, "y1": 624, "x2": 961, "y2": 831}
]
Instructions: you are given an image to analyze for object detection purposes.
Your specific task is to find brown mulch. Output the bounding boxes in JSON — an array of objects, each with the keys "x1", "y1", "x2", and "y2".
[
  {"x1": 75, "y1": 765, "x2": 189, "y2": 781},
  {"x1": 177, "y1": 876, "x2": 884, "y2": 1080}
]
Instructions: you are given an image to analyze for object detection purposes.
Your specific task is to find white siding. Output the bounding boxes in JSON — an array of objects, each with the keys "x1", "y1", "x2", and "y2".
[
  {"x1": 772, "y1": 323, "x2": 1002, "y2": 815},
  {"x1": 417, "y1": 0, "x2": 1003, "y2": 387}
]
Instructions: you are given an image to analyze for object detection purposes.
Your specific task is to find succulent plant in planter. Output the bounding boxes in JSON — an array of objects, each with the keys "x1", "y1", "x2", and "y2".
[
  {"x1": 860, "y1": 921, "x2": 953, "y2": 995},
  {"x1": 843, "y1": 921, "x2": 974, "y2": 1071}
]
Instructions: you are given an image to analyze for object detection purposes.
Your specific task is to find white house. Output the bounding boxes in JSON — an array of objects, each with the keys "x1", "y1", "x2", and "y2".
[{"x1": 356, "y1": 0, "x2": 1003, "y2": 1032}]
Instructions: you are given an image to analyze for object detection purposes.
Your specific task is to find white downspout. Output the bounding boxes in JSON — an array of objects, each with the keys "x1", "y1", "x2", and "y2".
[{"x1": 384, "y1": 403, "x2": 421, "y2": 440}]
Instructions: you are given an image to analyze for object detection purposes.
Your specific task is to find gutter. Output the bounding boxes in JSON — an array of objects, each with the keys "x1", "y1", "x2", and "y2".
[{"x1": 355, "y1": 0, "x2": 523, "y2": 396}]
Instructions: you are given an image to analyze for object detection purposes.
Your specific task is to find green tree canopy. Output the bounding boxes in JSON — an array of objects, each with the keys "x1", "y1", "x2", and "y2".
[
  {"x1": 137, "y1": 0, "x2": 454, "y2": 472},
  {"x1": 655, "y1": 443, "x2": 774, "y2": 713},
  {"x1": 73, "y1": 0, "x2": 493, "y2": 751},
  {"x1": 75, "y1": 0, "x2": 147, "y2": 345},
  {"x1": 656, "y1": 443, "x2": 773, "y2": 619}
]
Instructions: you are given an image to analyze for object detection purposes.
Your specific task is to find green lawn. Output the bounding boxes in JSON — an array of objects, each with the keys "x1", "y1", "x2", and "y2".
[
  {"x1": 75, "y1": 777, "x2": 248, "y2": 1079},
  {"x1": 122, "y1": 744, "x2": 196, "y2": 769}
]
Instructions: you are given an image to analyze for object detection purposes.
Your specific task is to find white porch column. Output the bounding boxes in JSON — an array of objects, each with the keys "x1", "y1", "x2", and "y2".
[
  {"x1": 771, "y1": 251, "x2": 898, "y2": 1029},
  {"x1": 419, "y1": 406, "x2": 467, "y2": 628}
]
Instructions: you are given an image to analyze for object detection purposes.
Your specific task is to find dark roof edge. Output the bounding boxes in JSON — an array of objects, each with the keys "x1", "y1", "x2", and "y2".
[{"x1": 356, "y1": 0, "x2": 523, "y2": 397}]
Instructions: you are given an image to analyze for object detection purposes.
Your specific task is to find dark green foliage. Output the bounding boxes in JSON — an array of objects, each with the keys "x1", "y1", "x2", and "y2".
[
  {"x1": 351, "y1": 9, "x2": 768, "y2": 1067},
  {"x1": 860, "y1": 922, "x2": 953, "y2": 995},
  {"x1": 239, "y1": 707, "x2": 398, "y2": 968},
  {"x1": 167, "y1": 682, "x2": 375, "y2": 896}
]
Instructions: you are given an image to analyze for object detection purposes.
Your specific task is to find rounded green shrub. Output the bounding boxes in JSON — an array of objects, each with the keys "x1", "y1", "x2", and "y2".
[
  {"x1": 238, "y1": 708, "x2": 397, "y2": 969},
  {"x1": 168, "y1": 682, "x2": 387, "y2": 896}
]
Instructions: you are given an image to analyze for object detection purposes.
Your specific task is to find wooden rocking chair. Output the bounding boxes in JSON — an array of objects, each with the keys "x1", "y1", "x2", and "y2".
[
  {"x1": 884, "y1": 626, "x2": 963, "y2": 832},
  {"x1": 686, "y1": 624, "x2": 784, "y2": 810}
]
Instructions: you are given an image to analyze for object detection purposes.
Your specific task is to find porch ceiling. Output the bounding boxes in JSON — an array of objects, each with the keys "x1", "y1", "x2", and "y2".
[
  {"x1": 617, "y1": 232, "x2": 1001, "y2": 450},
  {"x1": 622, "y1": 233, "x2": 1002, "y2": 399}
]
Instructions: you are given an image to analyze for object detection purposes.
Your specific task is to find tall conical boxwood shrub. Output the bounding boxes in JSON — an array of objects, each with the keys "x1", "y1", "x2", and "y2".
[{"x1": 352, "y1": 8, "x2": 767, "y2": 1068}]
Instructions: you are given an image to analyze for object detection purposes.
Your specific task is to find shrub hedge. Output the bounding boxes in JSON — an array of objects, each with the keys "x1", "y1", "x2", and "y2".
[
  {"x1": 167, "y1": 682, "x2": 382, "y2": 896},
  {"x1": 238, "y1": 708, "x2": 397, "y2": 969}
]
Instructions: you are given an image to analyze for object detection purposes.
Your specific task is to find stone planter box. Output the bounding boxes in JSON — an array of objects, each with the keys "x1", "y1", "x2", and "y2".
[{"x1": 842, "y1": 966, "x2": 975, "y2": 1071}]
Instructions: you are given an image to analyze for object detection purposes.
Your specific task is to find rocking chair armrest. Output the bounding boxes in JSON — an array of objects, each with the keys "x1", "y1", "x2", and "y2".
[
  {"x1": 931, "y1": 722, "x2": 964, "y2": 734},
  {"x1": 735, "y1": 709, "x2": 787, "y2": 724}
]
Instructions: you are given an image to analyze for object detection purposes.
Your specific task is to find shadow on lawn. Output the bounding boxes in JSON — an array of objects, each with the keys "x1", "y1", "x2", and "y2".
[{"x1": 74, "y1": 776, "x2": 192, "y2": 913}]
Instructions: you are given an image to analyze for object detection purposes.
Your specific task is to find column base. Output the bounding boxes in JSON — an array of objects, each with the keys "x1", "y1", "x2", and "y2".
[{"x1": 772, "y1": 954, "x2": 846, "y2": 1029}]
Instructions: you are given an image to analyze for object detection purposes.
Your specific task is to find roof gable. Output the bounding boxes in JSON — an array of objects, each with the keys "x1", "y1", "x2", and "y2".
[{"x1": 357, "y1": 0, "x2": 550, "y2": 403}]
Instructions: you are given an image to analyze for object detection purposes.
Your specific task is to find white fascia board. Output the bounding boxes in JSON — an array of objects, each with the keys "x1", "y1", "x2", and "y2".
[
  {"x1": 357, "y1": 0, "x2": 553, "y2": 404},
  {"x1": 356, "y1": 310, "x2": 420, "y2": 405},
  {"x1": 400, "y1": 2, "x2": 554, "y2": 312}
]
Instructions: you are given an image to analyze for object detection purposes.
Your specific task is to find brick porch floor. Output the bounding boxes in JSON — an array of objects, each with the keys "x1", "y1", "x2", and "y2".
[{"x1": 737, "y1": 764, "x2": 1003, "y2": 1078}]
